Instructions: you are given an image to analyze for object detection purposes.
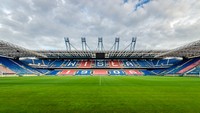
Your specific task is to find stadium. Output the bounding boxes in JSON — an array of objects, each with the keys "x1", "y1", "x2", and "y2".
[
  {"x1": 0, "y1": 38, "x2": 200, "y2": 76},
  {"x1": 1, "y1": 0, "x2": 200, "y2": 112},
  {"x1": 1, "y1": 38, "x2": 200, "y2": 113}
]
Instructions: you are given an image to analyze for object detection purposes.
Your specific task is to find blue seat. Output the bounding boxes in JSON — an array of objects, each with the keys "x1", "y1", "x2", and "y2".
[
  {"x1": 95, "y1": 60, "x2": 107, "y2": 68},
  {"x1": 109, "y1": 70, "x2": 126, "y2": 75},
  {"x1": 75, "y1": 70, "x2": 92, "y2": 75}
]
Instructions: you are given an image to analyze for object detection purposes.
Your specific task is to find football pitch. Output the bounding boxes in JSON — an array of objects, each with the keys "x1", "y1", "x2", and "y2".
[{"x1": 0, "y1": 76, "x2": 200, "y2": 113}]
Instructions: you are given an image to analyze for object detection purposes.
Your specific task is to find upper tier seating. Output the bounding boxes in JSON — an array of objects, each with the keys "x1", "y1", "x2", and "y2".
[
  {"x1": 65, "y1": 60, "x2": 79, "y2": 67},
  {"x1": 78, "y1": 60, "x2": 93, "y2": 68},
  {"x1": 108, "y1": 60, "x2": 122, "y2": 68},
  {"x1": 47, "y1": 60, "x2": 63, "y2": 67},
  {"x1": 21, "y1": 58, "x2": 182, "y2": 69},
  {"x1": 95, "y1": 60, "x2": 107, "y2": 68},
  {"x1": 123, "y1": 60, "x2": 137, "y2": 68}
]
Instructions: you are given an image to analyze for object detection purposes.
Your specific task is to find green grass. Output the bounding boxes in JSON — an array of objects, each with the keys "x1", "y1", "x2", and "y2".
[{"x1": 0, "y1": 76, "x2": 200, "y2": 113}]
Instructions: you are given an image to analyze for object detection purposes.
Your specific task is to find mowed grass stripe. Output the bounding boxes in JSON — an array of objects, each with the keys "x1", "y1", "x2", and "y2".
[{"x1": 0, "y1": 76, "x2": 200, "y2": 113}]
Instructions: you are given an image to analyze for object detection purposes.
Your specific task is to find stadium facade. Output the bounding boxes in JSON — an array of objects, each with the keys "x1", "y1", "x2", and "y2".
[{"x1": 0, "y1": 38, "x2": 200, "y2": 76}]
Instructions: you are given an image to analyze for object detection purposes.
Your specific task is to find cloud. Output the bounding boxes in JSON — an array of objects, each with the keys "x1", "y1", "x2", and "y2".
[{"x1": 0, "y1": 0, "x2": 199, "y2": 51}]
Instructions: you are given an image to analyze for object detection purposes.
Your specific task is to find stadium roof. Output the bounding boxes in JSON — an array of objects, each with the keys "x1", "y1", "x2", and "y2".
[
  {"x1": 155, "y1": 40, "x2": 200, "y2": 58},
  {"x1": 35, "y1": 50, "x2": 167, "y2": 59},
  {"x1": 0, "y1": 39, "x2": 200, "y2": 59},
  {"x1": 0, "y1": 40, "x2": 46, "y2": 58}
]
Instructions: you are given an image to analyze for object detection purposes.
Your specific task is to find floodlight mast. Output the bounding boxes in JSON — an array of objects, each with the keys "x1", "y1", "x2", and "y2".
[
  {"x1": 114, "y1": 37, "x2": 120, "y2": 51},
  {"x1": 81, "y1": 37, "x2": 92, "y2": 51},
  {"x1": 115, "y1": 37, "x2": 137, "y2": 58},
  {"x1": 81, "y1": 37, "x2": 87, "y2": 51},
  {"x1": 130, "y1": 37, "x2": 137, "y2": 51},
  {"x1": 108, "y1": 37, "x2": 120, "y2": 58},
  {"x1": 64, "y1": 37, "x2": 71, "y2": 51},
  {"x1": 97, "y1": 37, "x2": 104, "y2": 51},
  {"x1": 81, "y1": 37, "x2": 93, "y2": 57}
]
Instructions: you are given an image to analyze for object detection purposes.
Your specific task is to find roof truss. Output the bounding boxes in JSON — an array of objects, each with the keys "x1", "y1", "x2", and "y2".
[
  {"x1": 1, "y1": 39, "x2": 200, "y2": 59},
  {"x1": 0, "y1": 40, "x2": 46, "y2": 58},
  {"x1": 156, "y1": 40, "x2": 200, "y2": 58}
]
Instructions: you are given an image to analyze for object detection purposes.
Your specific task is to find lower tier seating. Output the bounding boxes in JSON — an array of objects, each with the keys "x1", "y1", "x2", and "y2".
[
  {"x1": 186, "y1": 65, "x2": 200, "y2": 75},
  {"x1": 0, "y1": 64, "x2": 15, "y2": 74},
  {"x1": 178, "y1": 59, "x2": 200, "y2": 74},
  {"x1": 45, "y1": 69, "x2": 143, "y2": 75},
  {"x1": 59, "y1": 70, "x2": 76, "y2": 75},
  {"x1": 124, "y1": 70, "x2": 143, "y2": 75},
  {"x1": 93, "y1": 70, "x2": 108, "y2": 75}
]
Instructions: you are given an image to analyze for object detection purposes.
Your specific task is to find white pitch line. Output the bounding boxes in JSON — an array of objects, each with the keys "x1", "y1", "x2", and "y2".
[{"x1": 99, "y1": 75, "x2": 101, "y2": 86}]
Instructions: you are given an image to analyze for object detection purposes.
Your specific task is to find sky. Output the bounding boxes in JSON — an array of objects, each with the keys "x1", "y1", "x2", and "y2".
[{"x1": 0, "y1": 0, "x2": 200, "y2": 50}]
